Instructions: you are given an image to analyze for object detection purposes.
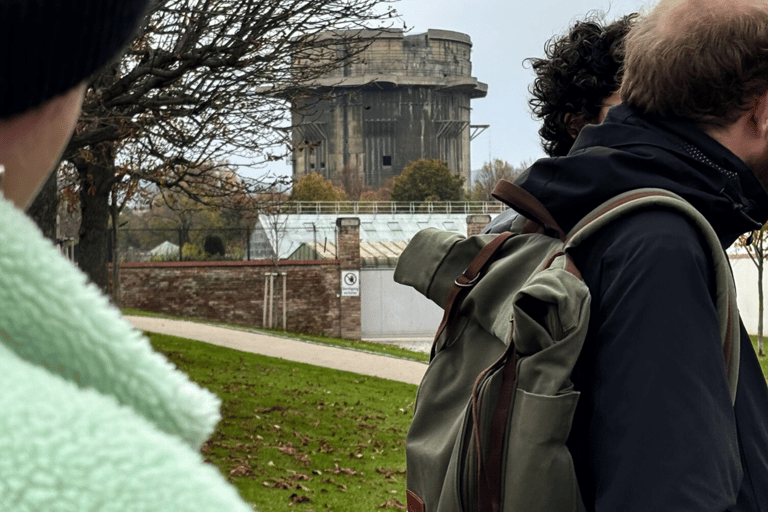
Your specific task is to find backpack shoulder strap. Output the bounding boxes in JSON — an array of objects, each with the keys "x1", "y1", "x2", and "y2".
[
  {"x1": 491, "y1": 179, "x2": 566, "y2": 241},
  {"x1": 564, "y1": 188, "x2": 740, "y2": 404}
]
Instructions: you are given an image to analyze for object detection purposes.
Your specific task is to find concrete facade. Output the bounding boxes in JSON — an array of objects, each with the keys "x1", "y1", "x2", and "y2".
[{"x1": 291, "y1": 29, "x2": 487, "y2": 189}]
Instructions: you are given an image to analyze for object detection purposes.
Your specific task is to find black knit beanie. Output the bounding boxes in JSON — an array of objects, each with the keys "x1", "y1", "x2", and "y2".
[{"x1": 0, "y1": 0, "x2": 151, "y2": 119}]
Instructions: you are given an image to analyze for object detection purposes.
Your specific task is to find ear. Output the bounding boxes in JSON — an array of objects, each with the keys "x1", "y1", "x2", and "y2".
[
  {"x1": 753, "y1": 91, "x2": 768, "y2": 138},
  {"x1": 564, "y1": 113, "x2": 586, "y2": 139}
]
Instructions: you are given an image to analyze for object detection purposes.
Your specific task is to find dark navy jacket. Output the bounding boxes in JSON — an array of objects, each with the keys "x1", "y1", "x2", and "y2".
[{"x1": 494, "y1": 104, "x2": 768, "y2": 511}]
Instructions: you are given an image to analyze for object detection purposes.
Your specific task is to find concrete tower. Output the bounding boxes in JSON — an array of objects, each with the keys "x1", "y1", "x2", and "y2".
[{"x1": 290, "y1": 29, "x2": 488, "y2": 190}]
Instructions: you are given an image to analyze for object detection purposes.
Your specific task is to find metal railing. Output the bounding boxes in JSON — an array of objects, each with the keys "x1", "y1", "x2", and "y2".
[{"x1": 281, "y1": 201, "x2": 507, "y2": 215}]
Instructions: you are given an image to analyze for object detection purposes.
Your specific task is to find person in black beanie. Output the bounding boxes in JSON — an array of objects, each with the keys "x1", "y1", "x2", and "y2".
[
  {"x1": 0, "y1": 0, "x2": 150, "y2": 208},
  {"x1": 0, "y1": 2, "x2": 256, "y2": 510}
]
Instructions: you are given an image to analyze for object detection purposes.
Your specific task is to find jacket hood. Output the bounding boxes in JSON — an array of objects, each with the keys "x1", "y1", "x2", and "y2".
[{"x1": 516, "y1": 104, "x2": 768, "y2": 247}]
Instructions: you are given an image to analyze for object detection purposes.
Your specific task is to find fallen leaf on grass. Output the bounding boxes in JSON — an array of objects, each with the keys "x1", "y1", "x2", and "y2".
[
  {"x1": 270, "y1": 480, "x2": 292, "y2": 490},
  {"x1": 294, "y1": 430, "x2": 311, "y2": 445},
  {"x1": 266, "y1": 473, "x2": 314, "y2": 490},
  {"x1": 290, "y1": 494, "x2": 311, "y2": 503},
  {"x1": 378, "y1": 499, "x2": 405, "y2": 509},
  {"x1": 322, "y1": 477, "x2": 347, "y2": 492},
  {"x1": 317, "y1": 439, "x2": 334, "y2": 454},
  {"x1": 229, "y1": 464, "x2": 251, "y2": 477},
  {"x1": 279, "y1": 443, "x2": 312, "y2": 464},
  {"x1": 376, "y1": 468, "x2": 407, "y2": 479},
  {"x1": 259, "y1": 405, "x2": 287, "y2": 414},
  {"x1": 326, "y1": 464, "x2": 358, "y2": 475}
]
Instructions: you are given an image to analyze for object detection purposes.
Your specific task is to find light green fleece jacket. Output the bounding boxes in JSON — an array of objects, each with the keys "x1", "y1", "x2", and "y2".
[{"x1": 0, "y1": 194, "x2": 254, "y2": 510}]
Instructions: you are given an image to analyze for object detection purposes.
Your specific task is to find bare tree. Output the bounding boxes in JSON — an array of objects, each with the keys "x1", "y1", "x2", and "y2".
[
  {"x1": 257, "y1": 191, "x2": 291, "y2": 265},
  {"x1": 45, "y1": 0, "x2": 398, "y2": 291},
  {"x1": 738, "y1": 226, "x2": 768, "y2": 356},
  {"x1": 109, "y1": 172, "x2": 147, "y2": 305},
  {"x1": 470, "y1": 159, "x2": 528, "y2": 201}
]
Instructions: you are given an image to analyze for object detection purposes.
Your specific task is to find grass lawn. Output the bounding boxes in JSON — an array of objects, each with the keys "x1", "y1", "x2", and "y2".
[
  {"x1": 749, "y1": 335, "x2": 768, "y2": 377},
  {"x1": 148, "y1": 332, "x2": 418, "y2": 511},
  {"x1": 142, "y1": 317, "x2": 768, "y2": 511}
]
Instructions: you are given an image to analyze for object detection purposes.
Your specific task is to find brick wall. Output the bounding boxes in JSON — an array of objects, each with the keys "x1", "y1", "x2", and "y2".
[
  {"x1": 467, "y1": 214, "x2": 491, "y2": 236},
  {"x1": 117, "y1": 260, "x2": 344, "y2": 337},
  {"x1": 115, "y1": 217, "x2": 364, "y2": 339}
]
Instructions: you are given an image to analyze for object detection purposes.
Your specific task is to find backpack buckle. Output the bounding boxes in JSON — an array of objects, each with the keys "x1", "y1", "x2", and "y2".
[{"x1": 455, "y1": 272, "x2": 482, "y2": 288}]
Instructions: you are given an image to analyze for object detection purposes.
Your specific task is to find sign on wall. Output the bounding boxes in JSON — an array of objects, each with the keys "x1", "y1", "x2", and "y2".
[{"x1": 341, "y1": 270, "x2": 360, "y2": 297}]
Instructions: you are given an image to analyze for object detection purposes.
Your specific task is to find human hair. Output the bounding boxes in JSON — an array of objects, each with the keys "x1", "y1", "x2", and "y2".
[
  {"x1": 527, "y1": 13, "x2": 637, "y2": 157},
  {"x1": 620, "y1": 0, "x2": 768, "y2": 126}
]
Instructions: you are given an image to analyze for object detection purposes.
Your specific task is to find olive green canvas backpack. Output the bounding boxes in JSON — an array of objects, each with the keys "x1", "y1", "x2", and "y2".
[{"x1": 393, "y1": 182, "x2": 740, "y2": 512}]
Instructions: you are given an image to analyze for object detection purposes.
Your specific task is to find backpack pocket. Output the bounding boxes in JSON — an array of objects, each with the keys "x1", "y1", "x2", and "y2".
[
  {"x1": 457, "y1": 363, "x2": 584, "y2": 512},
  {"x1": 502, "y1": 389, "x2": 584, "y2": 512}
]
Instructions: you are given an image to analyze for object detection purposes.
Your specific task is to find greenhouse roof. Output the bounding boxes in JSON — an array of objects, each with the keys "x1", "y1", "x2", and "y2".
[{"x1": 251, "y1": 212, "x2": 498, "y2": 261}]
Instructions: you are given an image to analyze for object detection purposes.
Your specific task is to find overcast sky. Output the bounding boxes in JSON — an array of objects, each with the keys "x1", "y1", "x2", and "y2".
[{"x1": 390, "y1": 0, "x2": 653, "y2": 173}]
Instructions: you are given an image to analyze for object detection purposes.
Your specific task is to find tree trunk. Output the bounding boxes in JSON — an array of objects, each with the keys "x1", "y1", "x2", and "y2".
[
  {"x1": 110, "y1": 192, "x2": 121, "y2": 306},
  {"x1": 759, "y1": 253, "x2": 765, "y2": 357},
  {"x1": 26, "y1": 171, "x2": 59, "y2": 241},
  {"x1": 76, "y1": 144, "x2": 116, "y2": 292}
]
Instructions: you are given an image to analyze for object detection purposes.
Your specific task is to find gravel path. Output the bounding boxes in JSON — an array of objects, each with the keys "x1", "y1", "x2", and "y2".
[{"x1": 126, "y1": 316, "x2": 428, "y2": 386}]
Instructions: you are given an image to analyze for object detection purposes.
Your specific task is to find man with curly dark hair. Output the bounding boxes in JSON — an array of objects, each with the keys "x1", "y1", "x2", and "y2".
[
  {"x1": 528, "y1": 13, "x2": 636, "y2": 157},
  {"x1": 483, "y1": 14, "x2": 635, "y2": 233}
]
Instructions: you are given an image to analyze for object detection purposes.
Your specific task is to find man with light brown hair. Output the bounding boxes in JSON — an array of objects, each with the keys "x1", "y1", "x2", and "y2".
[{"x1": 504, "y1": 0, "x2": 768, "y2": 510}]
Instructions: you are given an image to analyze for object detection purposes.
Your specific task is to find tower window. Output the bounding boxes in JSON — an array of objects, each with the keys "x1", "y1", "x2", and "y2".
[{"x1": 382, "y1": 155, "x2": 392, "y2": 166}]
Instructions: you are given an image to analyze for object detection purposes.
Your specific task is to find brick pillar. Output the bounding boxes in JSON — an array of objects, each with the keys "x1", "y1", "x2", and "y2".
[
  {"x1": 467, "y1": 214, "x2": 491, "y2": 236},
  {"x1": 336, "y1": 217, "x2": 361, "y2": 339}
]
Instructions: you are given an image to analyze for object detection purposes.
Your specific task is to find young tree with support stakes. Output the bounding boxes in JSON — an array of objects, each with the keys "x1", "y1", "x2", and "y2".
[
  {"x1": 32, "y1": 0, "x2": 399, "y2": 292},
  {"x1": 738, "y1": 226, "x2": 768, "y2": 356}
]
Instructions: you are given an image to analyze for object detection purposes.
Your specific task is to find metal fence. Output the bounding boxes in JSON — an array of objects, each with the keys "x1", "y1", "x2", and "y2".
[{"x1": 117, "y1": 227, "x2": 253, "y2": 263}]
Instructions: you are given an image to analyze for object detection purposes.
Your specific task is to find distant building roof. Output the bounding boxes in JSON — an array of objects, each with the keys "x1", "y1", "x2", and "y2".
[
  {"x1": 148, "y1": 240, "x2": 179, "y2": 257},
  {"x1": 287, "y1": 240, "x2": 410, "y2": 268}
]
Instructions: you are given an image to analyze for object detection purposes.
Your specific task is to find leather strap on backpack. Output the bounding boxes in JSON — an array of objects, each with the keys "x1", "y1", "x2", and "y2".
[
  {"x1": 492, "y1": 179, "x2": 566, "y2": 242},
  {"x1": 431, "y1": 231, "x2": 515, "y2": 359}
]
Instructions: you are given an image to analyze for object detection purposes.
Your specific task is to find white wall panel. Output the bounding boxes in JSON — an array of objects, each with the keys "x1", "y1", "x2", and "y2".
[{"x1": 360, "y1": 268, "x2": 442, "y2": 338}]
